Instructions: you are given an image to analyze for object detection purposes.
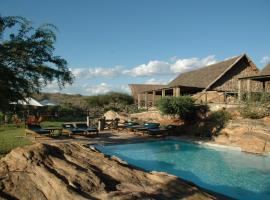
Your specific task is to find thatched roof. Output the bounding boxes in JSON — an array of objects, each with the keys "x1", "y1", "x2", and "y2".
[
  {"x1": 129, "y1": 84, "x2": 165, "y2": 99},
  {"x1": 259, "y1": 63, "x2": 270, "y2": 76},
  {"x1": 168, "y1": 55, "x2": 244, "y2": 89}
]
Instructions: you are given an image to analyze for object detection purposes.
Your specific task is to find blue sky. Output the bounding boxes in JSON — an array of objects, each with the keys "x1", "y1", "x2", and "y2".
[{"x1": 1, "y1": 0, "x2": 270, "y2": 95}]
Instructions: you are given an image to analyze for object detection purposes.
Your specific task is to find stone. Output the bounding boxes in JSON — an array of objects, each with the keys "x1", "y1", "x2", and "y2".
[
  {"x1": 214, "y1": 135, "x2": 230, "y2": 144},
  {"x1": 235, "y1": 135, "x2": 266, "y2": 154},
  {"x1": 0, "y1": 143, "x2": 219, "y2": 200}
]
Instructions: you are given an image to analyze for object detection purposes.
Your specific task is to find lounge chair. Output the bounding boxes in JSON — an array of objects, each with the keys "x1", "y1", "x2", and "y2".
[
  {"x1": 62, "y1": 123, "x2": 85, "y2": 135},
  {"x1": 133, "y1": 122, "x2": 160, "y2": 132},
  {"x1": 117, "y1": 121, "x2": 140, "y2": 130},
  {"x1": 74, "y1": 123, "x2": 99, "y2": 136},
  {"x1": 25, "y1": 124, "x2": 50, "y2": 136},
  {"x1": 145, "y1": 125, "x2": 177, "y2": 136}
]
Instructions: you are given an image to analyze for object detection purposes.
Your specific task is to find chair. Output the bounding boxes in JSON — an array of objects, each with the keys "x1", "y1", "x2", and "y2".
[
  {"x1": 117, "y1": 121, "x2": 140, "y2": 130},
  {"x1": 74, "y1": 123, "x2": 99, "y2": 136},
  {"x1": 62, "y1": 123, "x2": 85, "y2": 135},
  {"x1": 133, "y1": 122, "x2": 160, "y2": 132},
  {"x1": 146, "y1": 125, "x2": 177, "y2": 136},
  {"x1": 25, "y1": 124, "x2": 50, "y2": 136}
]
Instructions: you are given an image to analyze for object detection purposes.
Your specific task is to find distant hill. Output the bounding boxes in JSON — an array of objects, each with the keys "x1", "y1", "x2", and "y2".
[{"x1": 33, "y1": 93, "x2": 88, "y2": 109}]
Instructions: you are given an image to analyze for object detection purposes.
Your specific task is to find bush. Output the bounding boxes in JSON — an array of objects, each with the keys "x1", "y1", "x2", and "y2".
[
  {"x1": 207, "y1": 110, "x2": 231, "y2": 128},
  {"x1": 157, "y1": 96, "x2": 206, "y2": 121},
  {"x1": 240, "y1": 104, "x2": 269, "y2": 119}
]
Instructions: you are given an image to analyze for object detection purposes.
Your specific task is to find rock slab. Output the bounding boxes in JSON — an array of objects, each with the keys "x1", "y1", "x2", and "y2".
[{"x1": 0, "y1": 143, "x2": 221, "y2": 200}]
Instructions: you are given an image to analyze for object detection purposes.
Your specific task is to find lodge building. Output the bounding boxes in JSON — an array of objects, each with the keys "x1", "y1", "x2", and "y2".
[{"x1": 129, "y1": 54, "x2": 270, "y2": 108}]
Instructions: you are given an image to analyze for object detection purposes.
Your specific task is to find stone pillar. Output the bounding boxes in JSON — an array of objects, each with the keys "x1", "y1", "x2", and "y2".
[
  {"x1": 152, "y1": 91, "x2": 156, "y2": 106},
  {"x1": 175, "y1": 87, "x2": 180, "y2": 97},
  {"x1": 238, "y1": 80, "x2": 242, "y2": 102},
  {"x1": 247, "y1": 79, "x2": 251, "y2": 100},
  {"x1": 144, "y1": 92, "x2": 148, "y2": 108},
  {"x1": 162, "y1": 89, "x2": 165, "y2": 98}
]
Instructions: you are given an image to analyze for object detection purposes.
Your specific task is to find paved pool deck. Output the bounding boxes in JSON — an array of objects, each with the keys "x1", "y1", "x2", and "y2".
[{"x1": 31, "y1": 130, "x2": 243, "y2": 153}]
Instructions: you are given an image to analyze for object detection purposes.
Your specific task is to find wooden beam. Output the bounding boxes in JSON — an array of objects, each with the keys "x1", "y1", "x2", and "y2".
[
  {"x1": 144, "y1": 92, "x2": 148, "y2": 109},
  {"x1": 175, "y1": 87, "x2": 180, "y2": 97},
  {"x1": 137, "y1": 94, "x2": 141, "y2": 108},
  {"x1": 162, "y1": 89, "x2": 165, "y2": 98},
  {"x1": 204, "y1": 91, "x2": 208, "y2": 104},
  {"x1": 238, "y1": 80, "x2": 242, "y2": 103},
  {"x1": 247, "y1": 79, "x2": 251, "y2": 100},
  {"x1": 263, "y1": 81, "x2": 266, "y2": 92},
  {"x1": 152, "y1": 91, "x2": 156, "y2": 106}
]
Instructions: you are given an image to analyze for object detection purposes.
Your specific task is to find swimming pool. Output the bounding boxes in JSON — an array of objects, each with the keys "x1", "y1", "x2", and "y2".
[{"x1": 95, "y1": 140, "x2": 270, "y2": 200}]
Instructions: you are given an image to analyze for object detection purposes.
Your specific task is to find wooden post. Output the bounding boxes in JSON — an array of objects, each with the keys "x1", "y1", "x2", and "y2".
[
  {"x1": 152, "y1": 91, "x2": 156, "y2": 106},
  {"x1": 247, "y1": 79, "x2": 251, "y2": 100},
  {"x1": 162, "y1": 89, "x2": 165, "y2": 98},
  {"x1": 137, "y1": 94, "x2": 141, "y2": 108},
  {"x1": 175, "y1": 87, "x2": 180, "y2": 97},
  {"x1": 204, "y1": 91, "x2": 208, "y2": 104},
  {"x1": 263, "y1": 81, "x2": 266, "y2": 92},
  {"x1": 238, "y1": 80, "x2": 242, "y2": 103},
  {"x1": 144, "y1": 92, "x2": 148, "y2": 109}
]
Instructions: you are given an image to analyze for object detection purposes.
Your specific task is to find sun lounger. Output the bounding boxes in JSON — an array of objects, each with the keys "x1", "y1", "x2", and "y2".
[
  {"x1": 62, "y1": 123, "x2": 85, "y2": 135},
  {"x1": 117, "y1": 122, "x2": 140, "y2": 130},
  {"x1": 25, "y1": 124, "x2": 50, "y2": 136},
  {"x1": 133, "y1": 123, "x2": 160, "y2": 131},
  {"x1": 74, "y1": 123, "x2": 99, "y2": 136},
  {"x1": 145, "y1": 125, "x2": 178, "y2": 136}
]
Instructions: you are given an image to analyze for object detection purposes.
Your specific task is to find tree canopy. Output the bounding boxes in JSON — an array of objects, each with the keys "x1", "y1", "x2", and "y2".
[{"x1": 0, "y1": 16, "x2": 73, "y2": 111}]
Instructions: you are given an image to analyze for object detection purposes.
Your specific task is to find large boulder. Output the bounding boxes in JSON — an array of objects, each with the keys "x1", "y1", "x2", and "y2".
[
  {"x1": 0, "y1": 143, "x2": 219, "y2": 200},
  {"x1": 214, "y1": 118, "x2": 270, "y2": 154},
  {"x1": 103, "y1": 110, "x2": 129, "y2": 122}
]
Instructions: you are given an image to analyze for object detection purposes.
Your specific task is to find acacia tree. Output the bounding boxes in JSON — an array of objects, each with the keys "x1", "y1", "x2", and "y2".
[{"x1": 0, "y1": 16, "x2": 73, "y2": 111}]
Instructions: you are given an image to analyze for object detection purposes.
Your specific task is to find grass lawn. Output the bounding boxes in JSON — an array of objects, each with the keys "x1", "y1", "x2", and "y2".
[
  {"x1": 0, "y1": 121, "x2": 65, "y2": 157},
  {"x1": 0, "y1": 124, "x2": 32, "y2": 157}
]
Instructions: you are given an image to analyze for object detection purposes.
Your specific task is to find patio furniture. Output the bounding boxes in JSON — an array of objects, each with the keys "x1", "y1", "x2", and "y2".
[
  {"x1": 74, "y1": 123, "x2": 99, "y2": 136},
  {"x1": 62, "y1": 123, "x2": 85, "y2": 135},
  {"x1": 44, "y1": 127, "x2": 64, "y2": 136},
  {"x1": 25, "y1": 124, "x2": 50, "y2": 136},
  {"x1": 133, "y1": 122, "x2": 160, "y2": 132},
  {"x1": 145, "y1": 125, "x2": 178, "y2": 136}
]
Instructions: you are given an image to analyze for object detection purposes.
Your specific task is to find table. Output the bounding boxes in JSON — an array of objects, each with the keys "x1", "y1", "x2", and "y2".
[{"x1": 44, "y1": 127, "x2": 63, "y2": 136}]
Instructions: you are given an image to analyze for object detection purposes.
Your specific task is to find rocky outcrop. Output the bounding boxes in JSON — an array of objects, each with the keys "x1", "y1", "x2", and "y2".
[
  {"x1": 214, "y1": 118, "x2": 270, "y2": 154},
  {"x1": 131, "y1": 110, "x2": 181, "y2": 125},
  {"x1": 0, "y1": 143, "x2": 220, "y2": 200}
]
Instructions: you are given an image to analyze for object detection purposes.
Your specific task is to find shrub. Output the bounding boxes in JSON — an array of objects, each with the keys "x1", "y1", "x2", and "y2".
[
  {"x1": 207, "y1": 110, "x2": 231, "y2": 128},
  {"x1": 157, "y1": 96, "x2": 206, "y2": 121},
  {"x1": 240, "y1": 104, "x2": 269, "y2": 119}
]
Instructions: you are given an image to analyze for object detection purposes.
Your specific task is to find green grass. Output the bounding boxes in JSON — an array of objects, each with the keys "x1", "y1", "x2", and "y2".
[
  {"x1": 0, "y1": 121, "x2": 71, "y2": 157},
  {"x1": 41, "y1": 121, "x2": 64, "y2": 127},
  {"x1": 0, "y1": 124, "x2": 32, "y2": 157}
]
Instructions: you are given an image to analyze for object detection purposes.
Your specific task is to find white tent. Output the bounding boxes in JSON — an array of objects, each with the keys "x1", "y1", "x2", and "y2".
[
  {"x1": 40, "y1": 99, "x2": 58, "y2": 106},
  {"x1": 11, "y1": 97, "x2": 43, "y2": 107}
]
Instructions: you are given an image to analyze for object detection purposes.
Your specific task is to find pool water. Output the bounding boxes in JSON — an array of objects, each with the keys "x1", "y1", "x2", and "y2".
[{"x1": 95, "y1": 140, "x2": 270, "y2": 200}]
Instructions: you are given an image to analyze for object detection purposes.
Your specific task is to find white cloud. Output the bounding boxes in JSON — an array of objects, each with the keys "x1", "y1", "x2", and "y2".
[
  {"x1": 84, "y1": 83, "x2": 111, "y2": 95},
  {"x1": 72, "y1": 66, "x2": 123, "y2": 79},
  {"x1": 260, "y1": 56, "x2": 270, "y2": 64},
  {"x1": 71, "y1": 55, "x2": 217, "y2": 79},
  {"x1": 170, "y1": 55, "x2": 216, "y2": 73},
  {"x1": 126, "y1": 60, "x2": 171, "y2": 77}
]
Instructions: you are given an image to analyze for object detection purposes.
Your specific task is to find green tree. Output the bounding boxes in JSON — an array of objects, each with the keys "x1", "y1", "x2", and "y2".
[{"x1": 0, "y1": 16, "x2": 73, "y2": 111}]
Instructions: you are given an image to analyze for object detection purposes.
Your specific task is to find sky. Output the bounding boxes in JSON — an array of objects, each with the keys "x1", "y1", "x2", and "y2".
[{"x1": 1, "y1": 0, "x2": 270, "y2": 95}]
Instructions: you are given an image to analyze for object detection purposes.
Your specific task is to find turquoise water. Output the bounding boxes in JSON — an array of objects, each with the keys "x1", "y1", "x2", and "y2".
[{"x1": 95, "y1": 140, "x2": 270, "y2": 200}]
